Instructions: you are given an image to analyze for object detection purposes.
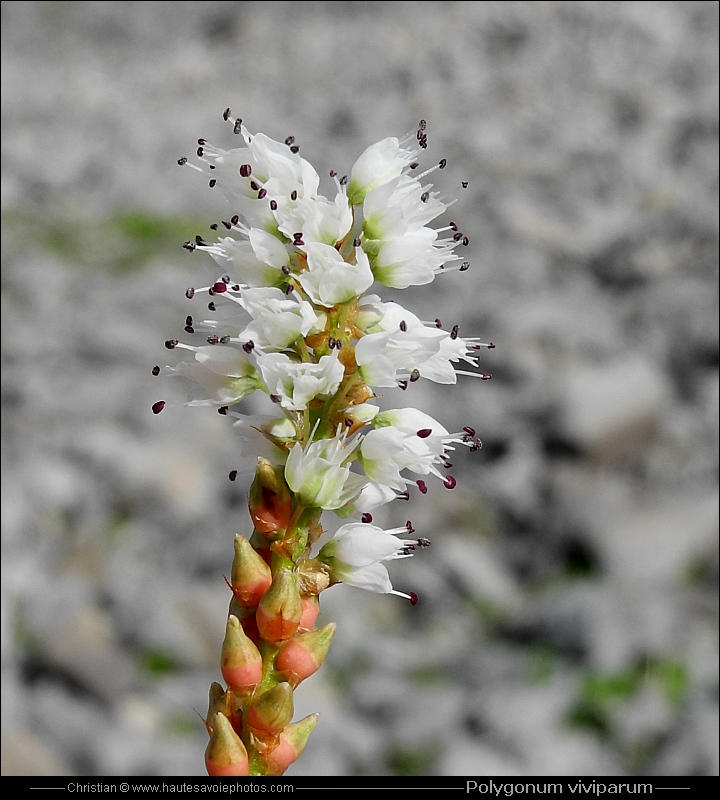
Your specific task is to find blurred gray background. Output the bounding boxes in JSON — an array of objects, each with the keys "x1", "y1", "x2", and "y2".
[{"x1": 1, "y1": 0, "x2": 718, "y2": 778}]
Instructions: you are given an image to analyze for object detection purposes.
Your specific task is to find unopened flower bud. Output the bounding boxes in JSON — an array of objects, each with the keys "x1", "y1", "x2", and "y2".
[
  {"x1": 221, "y1": 615, "x2": 263, "y2": 691},
  {"x1": 204, "y1": 712, "x2": 249, "y2": 776},
  {"x1": 249, "y1": 458, "x2": 294, "y2": 535},
  {"x1": 298, "y1": 594, "x2": 320, "y2": 632},
  {"x1": 231, "y1": 535, "x2": 272, "y2": 606},
  {"x1": 265, "y1": 714, "x2": 319, "y2": 776},
  {"x1": 246, "y1": 682, "x2": 294, "y2": 735},
  {"x1": 256, "y1": 569, "x2": 303, "y2": 643},
  {"x1": 276, "y1": 622, "x2": 336, "y2": 686}
]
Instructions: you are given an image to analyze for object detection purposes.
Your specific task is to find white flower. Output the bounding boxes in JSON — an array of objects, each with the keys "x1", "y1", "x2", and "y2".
[
  {"x1": 362, "y1": 175, "x2": 449, "y2": 241},
  {"x1": 298, "y1": 243, "x2": 374, "y2": 308},
  {"x1": 164, "y1": 344, "x2": 263, "y2": 406},
  {"x1": 198, "y1": 233, "x2": 289, "y2": 288},
  {"x1": 347, "y1": 129, "x2": 424, "y2": 206},
  {"x1": 369, "y1": 227, "x2": 461, "y2": 288},
  {"x1": 256, "y1": 350, "x2": 345, "y2": 410},
  {"x1": 274, "y1": 190, "x2": 353, "y2": 246},
  {"x1": 236, "y1": 287, "x2": 320, "y2": 350},
  {"x1": 317, "y1": 522, "x2": 427, "y2": 595},
  {"x1": 285, "y1": 430, "x2": 366, "y2": 511}
]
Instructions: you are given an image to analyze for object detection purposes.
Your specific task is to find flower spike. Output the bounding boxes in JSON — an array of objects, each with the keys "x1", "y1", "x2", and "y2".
[{"x1": 160, "y1": 115, "x2": 490, "y2": 775}]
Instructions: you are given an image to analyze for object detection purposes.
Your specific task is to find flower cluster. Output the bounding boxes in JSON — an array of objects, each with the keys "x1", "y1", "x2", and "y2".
[{"x1": 154, "y1": 112, "x2": 491, "y2": 776}]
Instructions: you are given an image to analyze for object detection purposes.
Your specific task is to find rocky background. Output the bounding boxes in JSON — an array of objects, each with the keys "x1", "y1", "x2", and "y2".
[{"x1": 1, "y1": 0, "x2": 717, "y2": 778}]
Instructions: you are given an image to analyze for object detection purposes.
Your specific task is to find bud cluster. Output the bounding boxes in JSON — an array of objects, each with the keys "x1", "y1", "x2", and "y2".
[{"x1": 155, "y1": 112, "x2": 491, "y2": 775}]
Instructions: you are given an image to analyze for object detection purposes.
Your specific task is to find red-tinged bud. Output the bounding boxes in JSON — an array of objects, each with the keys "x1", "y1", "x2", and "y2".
[
  {"x1": 228, "y1": 600, "x2": 261, "y2": 644},
  {"x1": 205, "y1": 682, "x2": 243, "y2": 735},
  {"x1": 246, "y1": 682, "x2": 294, "y2": 735},
  {"x1": 298, "y1": 594, "x2": 320, "y2": 632},
  {"x1": 256, "y1": 569, "x2": 302, "y2": 643},
  {"x1": 231, "y1": 535, "x2": 272, "y2": 606},
  {"x1": 249, "y1": 458, "x2": 293, "y2": 535},
  {"x1": 221, "y1": 615, "x2": 263, "y2": 691},
  {"x1": 205, "y1": 682, "x2": 227, "y2": 734},
  {"x1": 276, "y1": 622, "x2": 336, "y2": 686},
  {"x1": 204, "y1": 712, "x2": 249, "y2": 776},
  {"x1": 265, "y1": 714, "x2": 318, "y2": 776}
]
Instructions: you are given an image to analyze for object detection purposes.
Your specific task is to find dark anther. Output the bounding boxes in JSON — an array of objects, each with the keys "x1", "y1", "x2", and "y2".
[
  {"x1": 164, "y1": 339, "x2": 178, "y2": 350},
  {"x1": 488, "y1": 342, "x2": 495, "y2": 349},
  {"x1": 398, "y1": 380, "x2": 408, "y2": 391},
  {"x1": 151, "y1": 366, "x2": 160, "y2": 376},
  {"x1": 210, "y1": 223, "x2": 218, "y2": 230},
  {"x1": 417, "y1": 538, "x2": 431, "y2": 548},
  {"x1": 212, "y1": 282, "x2": 228, "y2": 293},
  {"x1": 184, "y1": 325, "x2": 194, "y2": 334},
  {"x1": 209, "y1": 179, "x2": 217, "y2": 188},
  {"x1": 218, "y1": 406, "x2": 228, "y2": 415},
  {"x1": 399, "y1": 320, "x2": 407, "y2": 332},
  {"x1": 397, "y1": 490, "x2": 410, "y2": 501},
  {"x1": 409, "y1": 592, "x2": 419, "y2": 607},
  {"x1": 339, "y1": 175, "x2": 348, "y2": 186},
  {"x1": 229, "y1": 470, "x2": 238, "y2": 482},
  {"x1": 232, "y1": 284, "x2": 240, "y2": 291},
  {"x1": 223, "y1": 108, "x2": 231, "y2": 121},
  {"x1": 290, "y1": 190, "x2": 298, "y2": 201},
  {"x1": 208, "y1": 302, "x2": 216, "y2": 311},
  {"x1": 270, "y1": 200, "x2": 278, "y2": 211},
  {"x1": 198, "y1": 138, "x2": 206, "y2": 146},
  {"x1": 416, "y1": 429, "x2": 432, "y2": 438},
  {"x1": 207, "y1": 335, "x2": 219, "y2": 344},
  {"x1": 186, "y1": 312, "x2": 195, "y2": 325},
  {"x1": 240, "y1": 164, "x2": 252, "y2": 178},
  {"x1": 453, "y1": 232, "x2": 463, "y2": 242},
  {"x1": 451, "y1": 325, "x2": 459, "y2": 340},
  {"x1": 481, "y1": 373, "x2": 493, "y2": 381},
  {"x1": 443, "y1": 475, "x2": 457, "y2": 489},
  {"x1": 195, "y1": 235, "x2": 206, "y2": 246},
  {"x1": 419, "y1": 119, "x2": 427, "y2": 130},
  {"x1": 421, "y1": 192, "x2": 429, "y2": 203},
  {"x1": 196, "y1": 147, "x2": 204, "y2": 158},
  {"x1": 257, "y1": 188, "x2": 267, "y2": 199},
  {"x1": 219, "y1": 336, "x2": 230, "y2": 344},
  {"x1": 177, "y1": 157, "x2": 188, "y2": 166},
  {"x1": 439, "y1": 158, "x2": 447, "y2": 169},
  {"x1": 362, "y1": 513, "x2": 373, "y2": 523},
  {"x1": 470, "y1": 439, "x2": 482, "y2": 452},
  {"x1": 461, "y1": 181, "x2": 469, "y2": 188},
  {"x1": 462, "y1": 236, "x2": 469, "y2": 246},
  {"x1": 435, "y1": 318, "x2": 442, "y2": 328},
  {"x1": 185, "y1": 287, "x2": 195, "y2": 299},
  {"x1": 353, "y1": 236, "x2": 361, "y2": 247},
  {"x1": 409, "y1": 369, "x2": 421, "y2": 382},
  {"x1": 222, "y1": 220, "x2": 232, "y2": 230},
  {"x1": 281, "y1": 266, "x2": 291, "y2": 275},
  {"x1": 417, "y1": 480, "x2": 428, "y2": 494},
  {"x1": 249, "y1": 180, "x2": 259, "y2": 191},
  {"x1": 328, "y1": 337, "x2": 336, "y2": 349},
  {"x1": 290, "y1": 145, "x2": 299, "y2": 154},
  {"x1": 270, "y1": 394, "x2": 282, "y2": 404},
  {"x1": 183, "y1": 241, "x2": 195, "y2": 252},
  {"x1": 151, "y1": 401, "x2": 165, "y2": 415},
  {"x1": 285, "y1": 284, "x2": 294, "y2": 295},
  {"x1": 463, "y1": 426, "x2": 476, "y2": 437},
  {"x1": 335, "y1": 340, "x2": 343, "y2": 349},
  {"x1": 449, "y1": 221, "x2": 458, "y2": 231},
  {"x1": 409, "y1": 162, "x2": 419, "y2": 170},
  {"x1": 406, "y1": 520, "x2": 415, "y2": 533},
  {"x1": 460, "y1": 262, "x2": 470, "y2": 271},
  {"x1": 242, "y1": 340, "x2": 254, "y2": 354},
  {"x1": 233, "y1": 118, "x2": 243, "y2": 134},
  {"x1": 231, "y1": 215, "x2": 239, "y2": 225},
  {"x1": 285, "y1": 136, "x2": 295, "y2": 146},
  {"x1": 330, "y1": 170, "x2": 337, "y2": 177}
]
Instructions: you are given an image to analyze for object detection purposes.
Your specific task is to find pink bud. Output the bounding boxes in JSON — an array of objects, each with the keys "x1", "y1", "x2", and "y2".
[
  {"x1": 221, "y1": 616, "x2": 263, "y2": 691},
  {"x1": 204, "y1": 713, "x2": 249, "y2": 776}
]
